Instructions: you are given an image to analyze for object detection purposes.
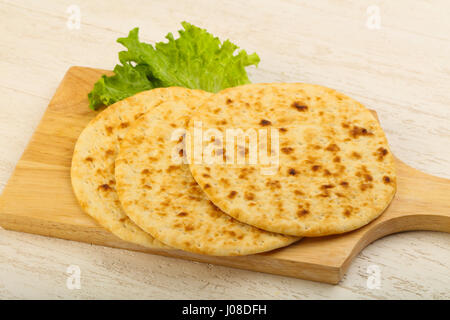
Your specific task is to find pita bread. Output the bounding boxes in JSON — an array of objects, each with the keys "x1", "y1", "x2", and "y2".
[
  {"x1": 114, "y1": 101, "x2": 299, "y2": 256},
  {"x1": 71, "y1": 87, "x2": 210, "y2": 248},
  {"x1": 188, "y1": 83, "x2": 397, "y2": 237}
]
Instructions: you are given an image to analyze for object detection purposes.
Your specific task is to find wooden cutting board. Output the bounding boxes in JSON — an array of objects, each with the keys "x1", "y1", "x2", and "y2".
[{"x1": 0, "y1": 66, "x2": 449, "y2": 284}]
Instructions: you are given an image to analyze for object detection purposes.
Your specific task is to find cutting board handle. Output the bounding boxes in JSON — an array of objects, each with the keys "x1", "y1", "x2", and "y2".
[
  {"x1": 366, "y1": 111, "x2": 450, "y2": 235},
  {"x1": 351, "y1": 159, "x2": 450, "y2": 257},
  {"x1": 390, "y1": 159, "x2": 450, "y2": 231}
]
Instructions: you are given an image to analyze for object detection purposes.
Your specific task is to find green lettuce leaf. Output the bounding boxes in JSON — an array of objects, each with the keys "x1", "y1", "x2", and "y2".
[
  {"x1": 88, "y1": 22, "x2": 259, "y2": 110},
  {"x1": 88, "y1": 63, "x2": 155, "y2": 110}
]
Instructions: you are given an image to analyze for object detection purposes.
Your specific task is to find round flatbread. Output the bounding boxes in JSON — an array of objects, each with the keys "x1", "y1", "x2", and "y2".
[
  {"x1": 71, "y1": 87, "x2": 210, "y2": 248},
  {"x1": 115, "y1": 101, "x2": 299, "y2": 256},
  {"x1": 188, "y1": 83, "x2": 397, "y2": 237}
]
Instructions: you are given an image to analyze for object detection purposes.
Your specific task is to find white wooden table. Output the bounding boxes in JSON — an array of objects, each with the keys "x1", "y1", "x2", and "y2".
[{"x1": 0, "y1": 0, "x2": 449, "y2": 299}]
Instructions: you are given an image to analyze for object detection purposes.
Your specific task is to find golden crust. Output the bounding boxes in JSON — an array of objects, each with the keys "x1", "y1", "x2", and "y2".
[
  {"x1": 71, "y1": 87, "x2": 209, "y2": 249},
  {"x1": 114, "y1": 101, "x2": 299, "y2": 256},
  {"x1": 188, "y1": 83, "x2": 397, "y2": 237}
]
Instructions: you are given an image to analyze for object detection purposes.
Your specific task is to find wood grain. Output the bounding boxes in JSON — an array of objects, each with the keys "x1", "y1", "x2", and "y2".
[
  {"x1": 0, "y1": 66, "x2": 448, "y2": 284},
  {"x1": 0, "y1": 0, "x2": 449, "y2": 299}
]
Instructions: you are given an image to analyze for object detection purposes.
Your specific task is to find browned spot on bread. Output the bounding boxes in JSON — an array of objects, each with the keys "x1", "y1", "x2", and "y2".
[
  {"x1": 220, "y1": 178, "x2": 230, "y2": 187},
  {"x1": 244, "y1": 192, "x2": 255, "y2": 201},
  {"x1": 323, "y1": 169, "x2": 332, "y2": 176},
  {"x1": 85, "y1": 157, "x2": 93, "y2": 162},
  {"x1": 325, "y1": 143, "x2": 340, "y2": 152},
  {"x1": 184, "y1": 224, "x2": 195, "y2": 232},
  {"x1": 360, "y1": 183, "x2": 373, "y2": 191},
  {"x1": 351, "y1": 151, "x2": 362, "y2": 159},
  {"x1": 160, "y1": 199, "x2": 171, "y2": 207},
  {"x1": 228, "y1": 191, "x2": 237, "y2": 199},
  {"x1": 141, "y1": 169, "x2": 150, "y2": 175},
  {"x1": 134, "y1": 112, "x2": 144, "y2": 120},
  {"x1": 280, "y1": 128, "x2": 288, "y2": 133},
  {"x1": 226, "y1": 98, "x2": 233, "y2": 104},
  {"x1": 281, "y1": 147, "x2": 294, "y2": 154},
  {"x1": 105, "y1": 126, "x2": 113, "y2": 135},
  {"x1": 166, "y1": 165, "x2": 180, "y2": 173},
  {"x1": 188, "y1": 185, "x2": 204, "y2": 196},
  {"x1": 238, "y1": 167, "x2": 251, "y2": 179},
  {"x1": 350, "y1": 126, "x2": 374, "y2": 138},
  {"x1": 340, "y1": 181, "x2": 349, "y2": 187},
  {"x1": 333, "y1": 156, "x2": 341, "y2": 163},
  {"x1": 356, "y1": 165, "x2": 372, "y2": 183},
  {"x1": 105, "y1": 149, "x2": 114, "y2": 156},
  {"x1": 120, "y1": 122, "x2": 129, "y2": 129},
  {"x1": 98, "y1": 184, "x2": 111, "y2": 191},
  {"x1": 375, "y1": 147, "x2": 389, "y2": 161},
  {"x1": 177, "y1": 212, "x2": 188, "y2": 217},
  {"x1": 297, "y1": 209, "x2": 309, "y2": 217},
  {"x1": 204, "y1": 183, "x2": 211, "y2": 189},
  {"x1": 383, "y1": 176, "x2": 391, "y2": 184},
  {"x1": 265, "y1": 179, "x2": 281, "y2": 190},
  {"x1": 343, "y1": 206, "x2": 353, "y2": 217},
  {"x1": 202, "y1": 173, "x2": 210, "y2": 178},
  {"x1": 225, "y1": 230, "x2": 236, "y2": 237},
  {"x1": 292, "y1": 102, "x2": 308, "y2": 112},
  {"x1": 294, "y1": 190, "x2": 305, "y2": 196},
  {"x1": 311, "y1": 165, "x2": 321, "y2": 171},
  {"x1": 288, "y1": 168, "x2": 297, "y2": 176},
  {"x1": 213, "y1": 108, "x2": 221, "y2": 114},
  {"x1": 259, "y1": 119, "x2": 272, "y2": 126},
  {"x1": 342, "y1": 122, "x2": 350, "y2": 128},
  {"x1": 188, "y1": 195, "x2": 202, "y2": 201},
  {"x1": 320, "y1": 184, "x2": 335, "y2": 190},
  {"x1": 178, "y1": 149, "x2": 184, "y2": 157}
]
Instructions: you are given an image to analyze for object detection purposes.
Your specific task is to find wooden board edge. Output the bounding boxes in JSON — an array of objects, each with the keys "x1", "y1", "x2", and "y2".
[{"x1": 0, "y1": 211, "x2": 341, "y2": 284}]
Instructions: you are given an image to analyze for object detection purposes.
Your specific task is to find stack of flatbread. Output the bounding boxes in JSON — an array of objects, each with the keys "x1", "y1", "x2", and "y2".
[{"x1": 71, "y1": 84, "x2": 396, "y2": 256}]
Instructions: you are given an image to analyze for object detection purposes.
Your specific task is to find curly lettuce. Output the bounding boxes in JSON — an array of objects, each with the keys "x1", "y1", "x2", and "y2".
[{"x1": 88, "y1": 22, "x2": 260, "y2": 110}]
